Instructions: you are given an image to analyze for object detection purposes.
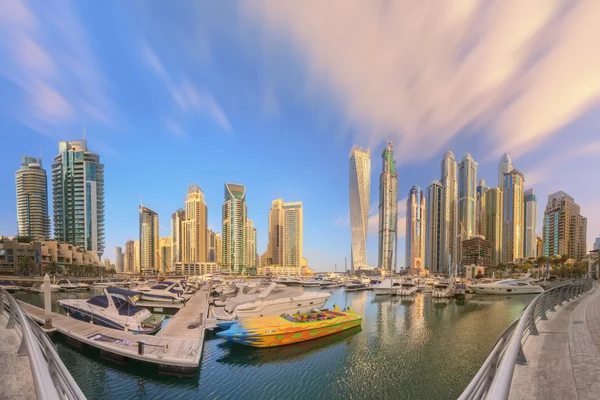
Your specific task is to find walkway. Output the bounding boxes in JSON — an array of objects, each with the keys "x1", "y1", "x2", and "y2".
[
  {"x1": 509, "y1": 282, "x2": 600, "y2": 400},
  {"x1": 0, "y1": 314, "x2": 36, "y2": 400}
]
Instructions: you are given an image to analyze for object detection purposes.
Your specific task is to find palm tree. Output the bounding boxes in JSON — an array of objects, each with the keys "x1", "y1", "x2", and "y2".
[
  {"x1": 46, "y1": 260, "x2": 60, "y2": 276},
  {"x1": 17, "y1": 256, "x2": 35, "y2": 277}
]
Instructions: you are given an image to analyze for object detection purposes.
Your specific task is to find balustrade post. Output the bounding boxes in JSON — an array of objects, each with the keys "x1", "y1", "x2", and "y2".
[
  {"x1": 43, "y1": 274, "x2": 52, "y2": 329},
  {"x1": 557, "y1": 286, "x2": 564, "y2": 306},
  {"x1": 529, "y1": 311, "x2": 539, "y2": 335},
  {"x1": 540, "y1": 295, "x2": 548, "y2": 320}
]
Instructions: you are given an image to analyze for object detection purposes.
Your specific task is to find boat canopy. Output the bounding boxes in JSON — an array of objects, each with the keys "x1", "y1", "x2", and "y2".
[
  {"x1": 87, "y1": 292, "x2": 145, "y2": 317},
  {"x1": 106, "y1": 286, "x2": 142, "y2": 297}
]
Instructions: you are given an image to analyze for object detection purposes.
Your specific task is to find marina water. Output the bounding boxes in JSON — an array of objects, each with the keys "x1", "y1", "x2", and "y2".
[{"x1": 16, "y1": 288, "x2": 534, "y2": 400}]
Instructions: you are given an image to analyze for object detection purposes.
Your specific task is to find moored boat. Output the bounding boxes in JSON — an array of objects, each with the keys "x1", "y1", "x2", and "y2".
[
  {"x1": 468, "y1": 275, "x2": 543, "y2": 295},
  {"x1": 0, "y1": 281, "x2": 21, "y2": 293},
  {"x1": 216, "y1": 305, "x2": 362, "y2": 347},
  {"x1": 372, "y1": 278, "x2": 402, "y2": 296}
]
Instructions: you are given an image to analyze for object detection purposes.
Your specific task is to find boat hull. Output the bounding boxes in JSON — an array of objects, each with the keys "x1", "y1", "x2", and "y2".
[
  {"x1": 469, "y1": 285, "x2": 543, "y2": 295},
  {"x1": 372, "y1": 288, "x2": 396, "y2": 295},
  {"x1": 58, "y1": 303, "x2": 159, "y2": 334}
]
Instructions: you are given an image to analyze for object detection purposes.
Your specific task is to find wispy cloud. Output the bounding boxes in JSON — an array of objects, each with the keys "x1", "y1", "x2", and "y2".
[
  {"x1": 244, "y1": 1, "x2": 600, "y2": 163},
  {"x1": 0, "y1": 0, "x2": 115, "y2": 135}
]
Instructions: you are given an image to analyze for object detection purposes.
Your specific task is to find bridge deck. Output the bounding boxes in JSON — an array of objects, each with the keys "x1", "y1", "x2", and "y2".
[{"x1": 19, "y1": 290, "x2": 209, "y2": 370}]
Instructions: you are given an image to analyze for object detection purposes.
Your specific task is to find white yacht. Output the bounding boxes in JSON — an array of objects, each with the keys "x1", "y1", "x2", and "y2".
[
  {"x1": 468, "y1": 276, "x2": 543, "y2": 295},
  {"x1": 301, "y1": 279, "x2": 322, "y2": 288},
  {"x1": 275, "y1": 276, "x2": 305, "y2": 286},
  {"x1": 432, "y1": 281, "x2": 455, "y2": 298},
  {"x1": 372, "y1": 278, "x2": 402, "y2": 295},
  {"x1": 0, "y1": 281, "x2": 21, "y2": 293},
  {"x1": 92, "y1": 279, "x2": 116, "y2": 288},
  {"x1": 58, "y1": 288, "x2": 164, "y2": 334},
  {"x1": 397, "y1": 282, "x2": 418, "y2": 296},
  {"x1": 212, "y1": 283, "x2": 331, "y2": 320},
  {"x1": 136, "y1": 281, "x2": 191, "y2": 303},
  {"x1": 56, "y1": 279, "x2": 79, "y2": 291}
]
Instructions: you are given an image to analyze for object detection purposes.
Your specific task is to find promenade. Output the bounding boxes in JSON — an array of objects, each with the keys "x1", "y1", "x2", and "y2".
[
  {"x1": 0, "y1": 313, "x2": 36, "y2": 400},
  {"x1": 509, "y1": 282, "x2": 600, "y2": 400}
]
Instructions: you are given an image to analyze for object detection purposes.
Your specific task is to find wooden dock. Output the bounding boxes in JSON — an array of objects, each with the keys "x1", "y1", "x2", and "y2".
[{"x1": 18, "y1": 290, "x2": 210, "y2": 376}]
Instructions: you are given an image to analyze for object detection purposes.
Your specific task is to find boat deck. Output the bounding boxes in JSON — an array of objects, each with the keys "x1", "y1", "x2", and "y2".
[{"x1": 19, "y1": 289, "x2": 210, "y2": 372}]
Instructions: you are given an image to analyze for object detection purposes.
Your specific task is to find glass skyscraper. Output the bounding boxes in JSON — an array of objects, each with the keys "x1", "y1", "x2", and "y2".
[
  {"x1": 52, "y1": 140, "x2": 105, "y2": 257},
  {"x1": 406, "y1": 185, "x2": 426, "y2": 272},
  {"x1": 222, "y1": 183, "x2": 247, "y2": 273},
  {"x1": 498, "y1": 153, "x2": 513, "y2": 190},
  {"x1": 377, "y1": 142, "x2": 398, "y2": 273},
  {"x1": 425, "y1": 180, "x2": 445, "y2": 273},
  {"x1": 458, "y1": 153, "x2": 478, "y2": 238},
  {"x1": 502, "y1": 170, "x2": 525, "y2": 263},
  {"x1": 349, "y1": 146, "x2": 370, "y2": 273},
  {"x1": 440, "y1": 151, "x2": 457, "y2": 268},
  {"x1": 484, "y1": 187, "x2": 503, "y2": 266},
  {"x1": 15, "y1": 156, "x2": 50, "y2": 241},
  {"x1": 523, "y1": 189, "x2": 538, "y2": 259},
  {"x1": 139, "y1": 205, "x2": 159, "y2": 273}
]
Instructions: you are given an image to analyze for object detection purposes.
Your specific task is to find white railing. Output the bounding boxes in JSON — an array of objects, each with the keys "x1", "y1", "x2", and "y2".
[
  {"x1": 0, "y1": 288, "x2": 86, "y2": 400},
  {"x1": 459, "y1": 279, "x2": 593, "y2": 400}
]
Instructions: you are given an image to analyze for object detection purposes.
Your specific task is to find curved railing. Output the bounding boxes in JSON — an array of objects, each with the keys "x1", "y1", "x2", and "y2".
[
  {"x1": 0, "y1": 288, "x2": 86, "y2": 400},
  {"x1": 459, "y1": 279, "x2": 593, "y2": 400}
]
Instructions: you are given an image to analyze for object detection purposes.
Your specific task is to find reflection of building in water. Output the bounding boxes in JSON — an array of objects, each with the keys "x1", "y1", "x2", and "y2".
[{"x1": 405, "y1": 294, "x2": 428, "y2": 348}]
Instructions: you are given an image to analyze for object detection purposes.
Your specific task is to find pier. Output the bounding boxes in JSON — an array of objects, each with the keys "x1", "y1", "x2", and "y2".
[{"x1": 19, "y1": 288, "x2": 210, "y2": 376}]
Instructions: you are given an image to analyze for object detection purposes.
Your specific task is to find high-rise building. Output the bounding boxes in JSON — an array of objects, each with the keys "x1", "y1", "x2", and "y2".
[
  {"x1": 15, "y1": 156, "x2": 50, "y2": 241},
  {"x1": 440, "y1": 150, "x2": 458, "y2": 268},
  {"x1": 349, "y1": 146, "x2": 371, "y2": 273},
  {"x1": 406, "y1": 185, "x2": 426, "y2": 273},
  {"x1": 283, "y1": 202, "x2": 303, "y2": 272},
  {"x1": 158, "y1": 236, "x2": 172, "y2": 273},
  {"x1": 266, "y1": 199, "x2": 284, "y2": 266},
  {"x1": 425, "y1": 180, "x2": 445, "y2": 274},
  {"x1": 52, "y1": 140, "x2": 105, "y2": 257},
  {"x1": 502, "y1": 170, "x2": 525, "y2": 263},
  {"x1": 170, "y1": 208, "x2": 185, "y2": 266},
  {"x1": 498, "y1": 153, "x2": 513, "y2": 190},
  {"x1": 125, "y1": 240, "x2": 135, "y2": 273},
  {"x1": 524, "y1": 189, "x2": 538, "y2": 259},
  {"x1": 208, "y1": 229, "x2": 216, "y2": 262},
  {"x1": 458, "y1": 153, "x2": 478, "y2": 239},
  {"x1": 222, "y1": 183, "x2": 247, "y2": 273},
  {"x1": 182, "y1": 185, "x2": 208, "y2": 263},
  {"x1": 594, "y1": 237, "x2": 600, "y2": 251},
  {"x1": 461, "y1": 236, "x2": 493, "y2": 268},
  {"x1": 377, "y1": 142, "x2": 399, "y2": 273},
  {"x1": 115, "y1": 246, "x2": 123, "y2": 273},
  {"x1": 134, "y1": 240, "x2": 140, "y2": 272},
  {"x1": 215, "y1": 232, "x2": 222, "y2": 264},
  {"x1": 543, "y1": 191, "x2": 587, "y2": 261},
  {"x1": 246, "y1": 220, "x2": 257, "y2": 269},
  {"x1": 139, "y1": 205, "x2": 159, "y2": 273},
  {"x1": 484, "y1": 188, "x2": 503, "y2": 266},
  {"x1": 476, "y1": 179, "x2": 488, "y2": 237},
  {"x1": 536, "y1": 236, "x2": 544, "y2": 259}
]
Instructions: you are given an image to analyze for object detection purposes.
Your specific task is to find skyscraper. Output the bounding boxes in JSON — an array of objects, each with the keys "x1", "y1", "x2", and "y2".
[
  {"x1": 426, "y1": 180, "x2": 445, "y2": 274},
  {"x1": 158, "y1": 236, "x2": 172, "y2": 273},
  {"x1": 593, "y1": 236, "x2": 600, "y2": 251},
  {"x1": 170, "y1": 208, "x2": 185, "y2": 266},
  {"x1": 52, "y1": 140, "x2": 105, "y2": 257},
  {"x1": 222, "y1": 183, "x2": 247, "y2": 273},
  {"x1": 115, "y1": 246, "x2": 123, "y2": 273},
  {"x1": 125, "y1": 240, "x2": 135, "y2": 273},
  {"x1": 182, "y1": 185, "x2": 208, "y2": 263},
  {"x1": 498, "y1": 153, "x2": 513, "y2": 190},
  {"x1": 543, "y1": 191, "x2": 587, "y2": 261},
  {"x1": 377, "y1": 142, "x2": 399, "y2": 273},
  {"x1": 266, "y1": 199, "x2": 284, "y2": 265},
  {"x1": 139, "y1": 205, "x2": 159, "y2": 273},
  {"x1": 476, "y1": 179, "x2": 488, "y2": 237},
  {"x1": 15, "y1": 156, "x2": 50, "y2": 241},
  {"x1": 440, "y1": 150, "x2": 458, "y2": 267},
  {"x1": 215, "y1": 232, "x2": 222, "y2": 264},
  {"x1": 524, "y1": 189, "x2": 538, "y2": 259},
  {"x1": 208, "y1": 229, "x2": 216, "y2": 262},
  {"x1": 349, "y1": 146, "x2": 371, "y2": 273},
  {"x1": 406, "y1": 185, "x2": 426, "y2": 273},
  {"x1": 246, "y1": 219, "x2": 257, "y2": 269},
  {"x1": 134, "y1": 240, "x2": 140, "y2": 273},
  {"x1": 283, "y1": 202, "x2": 303, "y2": 272},
  {"x1": 484, "y1": 188, "x2": 503, "y2": 266},
  {"x1": 458, "y1": 153, "x2": 478, "y2": 238},
  {"x1": 502, "y1": 170, "x2": 525, "y2": 263}
]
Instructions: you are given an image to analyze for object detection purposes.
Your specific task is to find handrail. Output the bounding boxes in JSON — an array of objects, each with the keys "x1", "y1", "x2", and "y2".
[
  {"x1": 0, "y1": 288, "x2": 86, "y2": 400},
  {"x1": 459, "y1": 279, "x2": 593, "y2": 400}
]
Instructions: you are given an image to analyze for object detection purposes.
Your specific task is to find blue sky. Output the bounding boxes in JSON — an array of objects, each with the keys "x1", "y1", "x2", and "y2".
[{"x1": 0, "y1": 1, "x2": 599, "y2": 271}]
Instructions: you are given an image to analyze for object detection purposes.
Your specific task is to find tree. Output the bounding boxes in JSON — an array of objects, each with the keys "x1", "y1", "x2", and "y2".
[
  {"x1": 17, "y1": 256, "x2": 35, "y2": 276},
  {"x1": 46, "y1": 261, "x2": 61, "y2": 276},
  {"x1": 108, "y1": 268, "x2": 116, "y2": 275},
  {"x1": 15, "y1": 235, "x2": 32, "y2": 243}
]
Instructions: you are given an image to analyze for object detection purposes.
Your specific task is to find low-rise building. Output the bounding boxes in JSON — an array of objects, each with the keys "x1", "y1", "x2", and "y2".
[
  {"x1": 259, "y1": 265, "x2": 302, "y2": 276},
  {"x1": 174, "y1": 262, "x2": 220, "y2": 276},
  {"x1": 461, "y1": 235, "x2": 493, "y2": 269},
  {"x1": 0, "y1": 239, "x2": 42, "y2": 276},
  {"x1": 40, "y1": 240, "x2": 102, "y2": 268}
]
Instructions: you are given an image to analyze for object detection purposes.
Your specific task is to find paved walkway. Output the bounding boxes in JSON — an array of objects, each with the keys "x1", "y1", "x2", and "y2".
[
  {"x1": 509, "y1": 282, "x2": 600, "y2": 400},
  {"x1": 0, "y1": 314, "x2": 36, "y2": 400}
]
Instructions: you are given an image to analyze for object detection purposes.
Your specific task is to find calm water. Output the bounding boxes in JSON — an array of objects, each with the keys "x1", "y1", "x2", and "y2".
[{"x1": 16, "y1": 289, "x2": 534, "y2": 400}]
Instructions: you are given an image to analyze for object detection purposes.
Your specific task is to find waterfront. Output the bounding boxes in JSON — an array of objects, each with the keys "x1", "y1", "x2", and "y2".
[{"x1": 15, "y1": 288, "x2": 534, "y2": 399}]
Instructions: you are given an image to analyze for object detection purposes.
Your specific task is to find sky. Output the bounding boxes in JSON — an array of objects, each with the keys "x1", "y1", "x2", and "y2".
[{"x1": 0, "y1": 0, "x2": 599, "y2": 272}]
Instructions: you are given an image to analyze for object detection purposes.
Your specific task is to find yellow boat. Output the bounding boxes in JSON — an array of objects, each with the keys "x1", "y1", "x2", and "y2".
[{"x1": 216, "y1": 305, "x2": 362, "y2": 347}]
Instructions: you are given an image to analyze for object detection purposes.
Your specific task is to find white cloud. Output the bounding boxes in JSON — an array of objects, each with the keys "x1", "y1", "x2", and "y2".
[{"x1": 244, "y1": 1, "x2": 600, "y2": 163}]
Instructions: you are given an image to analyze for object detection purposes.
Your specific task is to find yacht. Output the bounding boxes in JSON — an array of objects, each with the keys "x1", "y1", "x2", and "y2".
[
  {"x1": 136, "y1": 281, "x2": 191, "y2": 303},
  {"x1": 92, "y1": 279, "x2": 116, "y2": 288},
  {"x1": 56, "y1": 279, "x2": 79, "y2": 291},
  {"x1": 397, "y1": 282, "x2": 418, "y2": 296},
  {"x1": 345, "y1": 283, "x2": 370, "y2": 292},
  {"x1": 58, "y1": 288, "x2": 164, "y2": 334},
  {"x1": 301, "y1": 279, "x2": 322, "y2": 288},
  {"x1": 0, "y1": 281, "x2": 21, "y2": 293},
  {"x1": 71, "y1": 280, "x2": 92, "y2": 291},
  {"x1": 432, "y1": 280, "x2": 455, "y2": 298},
  {"x1": 372, "y1": 278, "x2": 402, "y2": 295},
  {"x1": 468, "y1": 275, "x2": 543, "y2": 295},
  {"x1": 275, "y1": 276, "x2": 305, "y2": 286},
  {"x1": 212, "y1": 283, "x2": 331, "y2": 320}
]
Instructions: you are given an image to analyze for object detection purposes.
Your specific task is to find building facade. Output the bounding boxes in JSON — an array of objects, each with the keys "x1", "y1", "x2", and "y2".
[
  {"x1": 458, "y1": 153, "x2": 478, "y2": 238},
  {"x1": 265, "y1": 199, "x2": 284, "y2": 266},
  {"x1": 182, "y1": 185, "x2": 208, "y2": 263},
  {"x1": 377, "y1": 142, "x2": 399, "y2": 273},
  {"x1": 349, "y1": 146, "x2": 371, "y2": 273},
  {"x1": 158, "y1": 236, "x2": 172, "y2": 273},
  {"x1": 476, "y1": 179, "x2": 488, "y2": 237},
  {"x1": 134, "y1": 240, "x2": 140, "y2": 272},
  {"x1": 208, "y1": 230, "x2": 216, "y2": 263},
  {"x1": 222, "y1": 183, "x2": 247, "y2": 273},
  {"x1": 215, "y1": 232, "x2": 222, "y2": 265},
  {"x1": 0, "y1": 239, "x2": 42, "y2": 275},
  {"x1": 440, "y1": 150, "x2": 458, "y2": 268},
  {"x1": 139, "y1": 205, "x2": 159, "y2": 273},
  {"x1": 425, "y1": 180, "x2": 445, "y2": 274},
  {"x1": 283, "y1": 202, "x2": 303, "y2": 272},
  {"x1": 523, "y1": 189, "x2": 538, "y2": 259},
  {"x1": 246, "y1": 219, "x2": 257, "y2": 270},
  {"x1": 15, "y1": 156, "x2": 50, "y2": 241},
  {"x1": 461, "y1": 235, "x2": 493, "y2": 269},
  {"x1": 124, "y1": 240, "x2": 135, "y2": 273},
  {"x1": 543, "y1": 191, "x2": 587, "y2": 261},
  {"x1": 594, "y1": 237, "x2": 600, "y2": 251},
  {"x1": 406, "y1": 185, "x2": 426, "y2": 273},
  {"x1": 52, "y1": 140, "x2": 105, "y2": 258},
  {"x1": 498, "y1": 153, "x2": 513, "y2": 190},
  {"x1": 484, "y1": 188, "x2": 503, "y2": 266},
  {"x1": 170, "y1": 208, "x2": 185, "y2": 266},
  {"x1": 502, "y1": 170, "x2": 525, "y2": 263},
  {"x1": 115, "y1": 246, "x2": 123, "y2": 273}
]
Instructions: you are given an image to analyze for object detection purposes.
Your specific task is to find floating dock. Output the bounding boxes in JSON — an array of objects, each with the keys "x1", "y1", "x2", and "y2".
[{"x1": 19, "y1": 289, "x2": 209, "y2": 376}]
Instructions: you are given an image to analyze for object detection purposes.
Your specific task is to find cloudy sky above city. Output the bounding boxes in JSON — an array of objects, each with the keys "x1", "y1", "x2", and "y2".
[{"x1": 0, "y1": 0, "x2": 599, "y2": 270}]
